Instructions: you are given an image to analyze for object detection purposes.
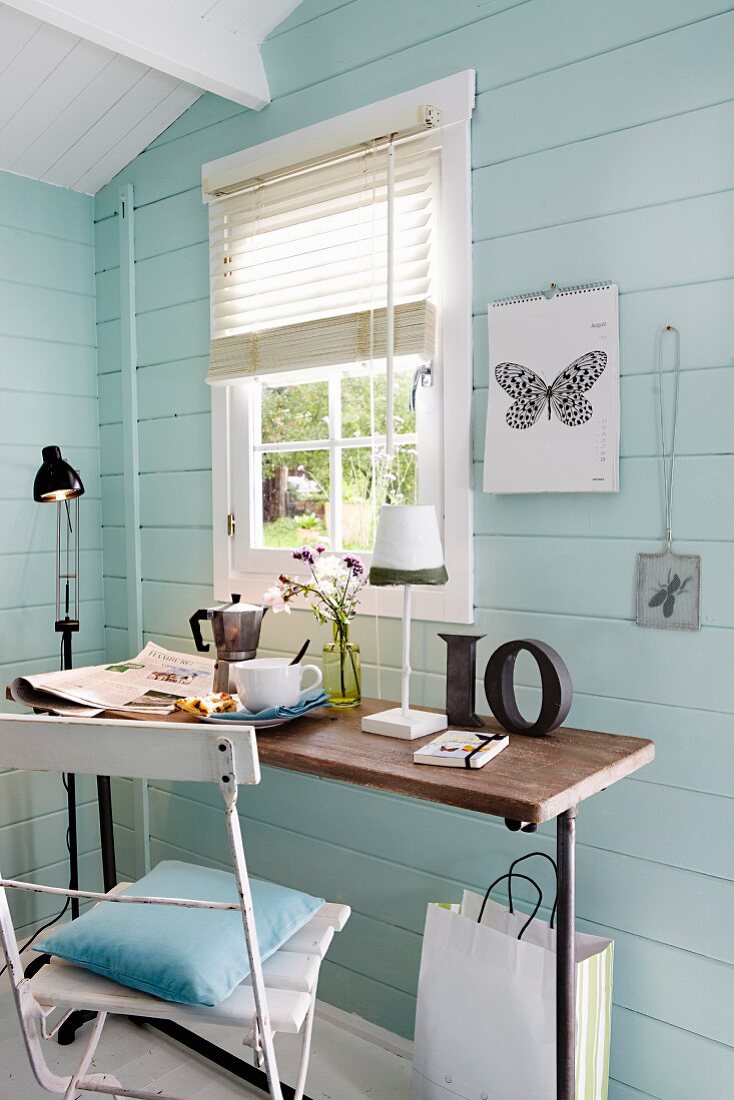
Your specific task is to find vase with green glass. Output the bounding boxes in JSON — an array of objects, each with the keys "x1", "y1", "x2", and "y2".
[{"x1": 263, "y1": 545, "x2": 365, "y2": 708}]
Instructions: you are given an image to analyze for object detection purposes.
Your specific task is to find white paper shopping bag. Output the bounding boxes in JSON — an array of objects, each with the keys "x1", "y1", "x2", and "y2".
[{"x1": 411, "y1": 869, "x2": 612, "y2": 1100}]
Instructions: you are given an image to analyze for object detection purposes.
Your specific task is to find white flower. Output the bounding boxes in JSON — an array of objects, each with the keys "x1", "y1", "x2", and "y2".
[
  {"x1": 314, "y1": 555, "x2": 349, "y2": 586},
  {"x1": 262, "y1": 586, "x2": 290, "y2": 614}
]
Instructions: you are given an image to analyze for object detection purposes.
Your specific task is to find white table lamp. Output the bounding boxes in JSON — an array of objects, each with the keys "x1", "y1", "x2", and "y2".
[{"x1": 361, "y1": 505, "x2": 449, "y2": 739}]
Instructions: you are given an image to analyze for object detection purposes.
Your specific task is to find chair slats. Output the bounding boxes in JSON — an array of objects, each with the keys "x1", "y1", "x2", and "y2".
[
  {"x1": 309, "y1": 902, "x2": 351, "y2": 932},
  {"x1": 29, "y1": 957, "x2": 312, "y2": 1036},
  {"x1": 279, "y1": 924, "x2": 335, "y2": 959},
  {"x1": 254, "y1": 951, "x2": 321, "y2": 994},
  {"x1": 0, "y1": 715, "x2": 260, "y2": 785},
  {"x1": 279, "y1": 903, "x2": 351, "y2": 958}
]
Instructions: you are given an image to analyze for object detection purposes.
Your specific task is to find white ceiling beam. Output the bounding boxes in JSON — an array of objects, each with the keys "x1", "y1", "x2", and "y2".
[
  {"x1": 2, "y1": 0, "x2": 271, "y2": 110},
  {"x1": 235, "y1": 0, "x2": 304, "y2": 43}
]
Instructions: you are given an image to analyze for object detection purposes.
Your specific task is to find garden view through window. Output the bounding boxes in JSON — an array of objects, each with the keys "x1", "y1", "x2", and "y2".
[{"x1": 255, "y1": 357, "x2": 420, "y2": 553}]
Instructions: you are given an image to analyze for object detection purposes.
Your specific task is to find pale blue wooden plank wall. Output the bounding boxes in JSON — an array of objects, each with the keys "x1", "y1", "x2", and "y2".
[
  {"x1": 0, "y1": 169, "x2": 115, "y2": 933},
  {"x1": 92, "y1": 2, "x2": 734, "y2": 1096}
]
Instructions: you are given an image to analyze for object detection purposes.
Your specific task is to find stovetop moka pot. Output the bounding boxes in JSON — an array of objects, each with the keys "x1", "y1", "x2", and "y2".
[{"x1": 189, "y1": 594, "x2": 267, "y2": 692}]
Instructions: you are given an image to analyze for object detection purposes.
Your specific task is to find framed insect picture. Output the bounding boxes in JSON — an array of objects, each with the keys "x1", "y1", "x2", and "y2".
[
  {"x1": 635, "y1": 325, "x2": 701, "y2": 631},
  {"x1": 483, "y1": 282, "x2": 620, "y2": 493},
  {"x1": 636, "y1": 550, "x2": 701, "y2": 630}
]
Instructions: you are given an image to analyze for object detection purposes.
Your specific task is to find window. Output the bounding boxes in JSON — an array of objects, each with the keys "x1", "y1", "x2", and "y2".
[
  {"x1": 204, "y1": 72, "x2": 475, "y2": 622},
  {"x1": 255, "y1": 361, "x2": 421, "y2": 553}
]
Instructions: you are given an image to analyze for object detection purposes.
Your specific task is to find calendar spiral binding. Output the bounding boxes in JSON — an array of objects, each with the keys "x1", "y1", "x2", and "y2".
[{"x1": 491, "y1": 281, "x2": 613, "y2": 307}]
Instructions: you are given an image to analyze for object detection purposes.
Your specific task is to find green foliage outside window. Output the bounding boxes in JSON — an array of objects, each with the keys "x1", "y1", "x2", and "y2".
[{"x1": 259, "y1": 368, "x2": 418, "y2": 550}]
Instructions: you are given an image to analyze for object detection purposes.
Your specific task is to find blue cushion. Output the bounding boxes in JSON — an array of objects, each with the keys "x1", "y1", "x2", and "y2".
[{"x1": 36, "y1": 860, "x2": 324, "y2": 1007}]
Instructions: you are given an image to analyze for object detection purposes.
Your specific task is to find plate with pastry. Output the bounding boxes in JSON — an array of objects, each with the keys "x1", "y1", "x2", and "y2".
[
  {"x1": 194, "y1": 689, "x2": 331, "y2": 729},
  {"x1": 174, "y1": 692, "x2": 242, "y2": 718}
]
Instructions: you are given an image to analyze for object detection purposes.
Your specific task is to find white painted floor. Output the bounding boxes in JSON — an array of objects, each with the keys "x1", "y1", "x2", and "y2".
[{"x1": 1, "y1": 951, "x2": 412, "y2": 1099}]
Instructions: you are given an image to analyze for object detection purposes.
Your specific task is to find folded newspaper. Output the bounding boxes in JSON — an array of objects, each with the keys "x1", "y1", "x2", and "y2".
[{"x1": 10, "y1": 642, "x2": 214, "y2": 717}]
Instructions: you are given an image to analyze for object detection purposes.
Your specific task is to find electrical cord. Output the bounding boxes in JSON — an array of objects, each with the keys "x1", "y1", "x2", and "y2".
[
  {"x1": 0, "y1": 896, "x2": 71, "y2": 978},
  {"x1": 0, "y1": 772, "x2": 75, "y2": 978},
  {"x1": 1, "y1": 642, "x2": 78, "y2": 978}
]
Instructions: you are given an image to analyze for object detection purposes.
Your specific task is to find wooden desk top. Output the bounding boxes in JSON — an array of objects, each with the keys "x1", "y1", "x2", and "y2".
[
  {"x1": 6, "y1": 690, "x2": 654, "y2": 824},
  {"x1": 208, "y1": 698, "x2": 652, "y2": 824}
]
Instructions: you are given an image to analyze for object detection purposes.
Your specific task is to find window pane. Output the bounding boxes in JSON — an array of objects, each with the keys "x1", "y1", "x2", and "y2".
[
  {"x1": 341, "y1": 444, "x2": 418, "y2": 551},
  {"x1": 261, "y1": 377, "x2": 329, "y2": 443},
  {"x1": 341, "y1": 361, "x2": 417, "y2": 438},
  {"x1": 261, "y1": 450, "x2": 330, "y2": 548}
]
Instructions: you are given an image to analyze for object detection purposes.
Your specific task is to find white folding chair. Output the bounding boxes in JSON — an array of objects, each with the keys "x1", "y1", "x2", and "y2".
[{"x1": 0, "y1": 714, "x2": 350, "y2": 1099}]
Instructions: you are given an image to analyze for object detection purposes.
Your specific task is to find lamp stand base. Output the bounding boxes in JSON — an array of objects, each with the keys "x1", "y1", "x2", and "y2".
[{"x1": 361, "y1": 707, "x2": 448, "y2": 740}]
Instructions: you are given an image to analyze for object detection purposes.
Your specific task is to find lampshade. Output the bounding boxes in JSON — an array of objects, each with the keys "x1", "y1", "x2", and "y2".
[
  {"x1": 33, "y1": 446, "x2": 85, "y2": 502},
  {"x1": 369, "y1": 504, "x2": 448, "y2": 587}
]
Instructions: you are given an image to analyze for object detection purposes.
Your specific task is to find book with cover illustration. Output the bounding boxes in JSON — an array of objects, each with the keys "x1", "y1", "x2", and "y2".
[{"x1": 413, "y1": 731, "x2": 510, "y2": 769}]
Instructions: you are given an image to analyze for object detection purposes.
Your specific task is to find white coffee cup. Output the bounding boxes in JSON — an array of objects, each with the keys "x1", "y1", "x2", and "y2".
[{"x1": 233, "y1": 658, "x2": 323, "y2": 713}]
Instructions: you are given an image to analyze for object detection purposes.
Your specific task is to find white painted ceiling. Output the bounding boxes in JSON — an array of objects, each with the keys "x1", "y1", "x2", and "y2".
[{"x1": 0, "y1": 0, "x2": 301, "y2": 195}]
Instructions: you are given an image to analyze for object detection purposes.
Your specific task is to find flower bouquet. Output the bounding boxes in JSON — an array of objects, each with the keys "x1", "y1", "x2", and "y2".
[{"x1": 264, "y1": 546, "x2": 365, "y2": 707}]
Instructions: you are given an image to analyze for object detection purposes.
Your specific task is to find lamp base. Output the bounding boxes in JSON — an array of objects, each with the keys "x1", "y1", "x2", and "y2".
[{"x1": 361, "y1": 707, "x2": 448, "y2": 740}]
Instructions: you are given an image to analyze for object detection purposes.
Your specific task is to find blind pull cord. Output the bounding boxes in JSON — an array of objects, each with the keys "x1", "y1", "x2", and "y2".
[{"x1": 385, "y1": 139, "x2": 396, "y2": 459}]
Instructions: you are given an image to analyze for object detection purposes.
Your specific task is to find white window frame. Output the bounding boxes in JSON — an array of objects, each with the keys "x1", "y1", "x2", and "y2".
[
  {"x1": 240, "y1": 363, "x2": 424, "y2": 567},
  {"x1": 204, "y1": 70, "x2": 475, "y2": 623}
]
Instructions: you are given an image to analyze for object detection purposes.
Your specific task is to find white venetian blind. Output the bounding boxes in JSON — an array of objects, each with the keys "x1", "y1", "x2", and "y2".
[{"x1": 206, "y1": 133, "x2": 439, "y2": 385}]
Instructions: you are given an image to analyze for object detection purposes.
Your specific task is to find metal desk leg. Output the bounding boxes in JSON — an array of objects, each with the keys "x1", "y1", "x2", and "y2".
[
  {"x1": 557, "y1": 806, "x2": 577, "y2": 1100},
  {"x1": 96, "y1": 775, "x2": 117, "y2": 892},
  {"x1": 66, "y1": 773, "x2": 80, "y2": 920}
]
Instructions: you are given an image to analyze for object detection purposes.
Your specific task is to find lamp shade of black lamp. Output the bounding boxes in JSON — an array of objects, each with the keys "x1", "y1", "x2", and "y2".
[
  {"x1": 33, "y1": 445, "x2": 84, "y2": 503},
  {"x1": 33, "y1": 446, "x2": 84, "y2": 672}
]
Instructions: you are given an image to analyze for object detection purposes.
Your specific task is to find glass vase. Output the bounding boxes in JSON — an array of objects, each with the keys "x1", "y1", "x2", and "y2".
[{"x1": 323, "y1": 621, "x2": 361, "y2": 708}]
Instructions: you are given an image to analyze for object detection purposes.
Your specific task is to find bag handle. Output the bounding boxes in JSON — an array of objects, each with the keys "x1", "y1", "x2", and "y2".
[
  {"x1": 478, "y1": 872, "x2": 543, "y2": 940},
  {"x1": 507, "y1": 852, "x2": 558, "y2": 930}
]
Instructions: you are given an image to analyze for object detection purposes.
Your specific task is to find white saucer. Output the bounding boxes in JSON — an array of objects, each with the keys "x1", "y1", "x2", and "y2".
[{"x1": 200, "y1": 714, "x2": 290, "y2": 729}]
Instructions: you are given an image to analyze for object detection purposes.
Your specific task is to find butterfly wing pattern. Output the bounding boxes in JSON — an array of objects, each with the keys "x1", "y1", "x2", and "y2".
[
  {"x1": 495, "y1": 350, "x2": 607, "y2": 430},
  {"x1": 494, "y1": 362, "x2": 550, "y2": 429},
  {"x1": 549, "y1": 350, "x2": 607, "y2": 426}
]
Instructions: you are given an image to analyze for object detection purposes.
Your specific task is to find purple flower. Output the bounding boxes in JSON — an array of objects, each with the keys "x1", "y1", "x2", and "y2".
[
  {"x1": 344, "y1": 555, "x2": 364, "y2": 576},
  {"x1": 293, "y1": 546, "x2": 316, "y2": 565},
  {"x1": 315, "y1": 544, "x2": 327, "y2": 554}
]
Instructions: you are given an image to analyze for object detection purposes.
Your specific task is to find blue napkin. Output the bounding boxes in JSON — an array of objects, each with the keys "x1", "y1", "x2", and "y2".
[{"x1": 208, "y1": 689, "x2": 331, "y2": 723}]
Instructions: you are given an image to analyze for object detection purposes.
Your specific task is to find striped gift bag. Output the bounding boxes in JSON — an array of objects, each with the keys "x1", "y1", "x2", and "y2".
[
  {"x1": 412, "y1": 855, "x2": 613, "y2": 1100},
  {"x1": 574, "y1": 936, "x2": 614, "y2": 1098}
]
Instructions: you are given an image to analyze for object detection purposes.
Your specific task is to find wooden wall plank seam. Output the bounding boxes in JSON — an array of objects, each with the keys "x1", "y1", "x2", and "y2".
[
  {"x1": 145, "y1": 823, "x2": 734, "y2": 1061},
  {"x1": 90, "y1": 2, "x2": 734, "y2": 1088},
  {"x1": 93, "y1": 7, "x2": 734, "y2": 218},
  {"x1": 262, "y1": 1, "x2": 734, "y2": 103},
  {"x1": 117, "y1": 183, "x2": 143, "y2": 653},
  {"x1": 0, "y1": 168, "x2": 105, "y2": 934}
]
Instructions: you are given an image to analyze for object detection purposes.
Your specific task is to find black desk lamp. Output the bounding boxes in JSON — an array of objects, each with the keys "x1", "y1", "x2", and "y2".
[
  {"x1": 33, "y1": 445, "x2": 84, "y2": 672},
  {"x1": 33, "y1": 446, "x2": 84, "y2": 922},
  {"x1": 28, "y1": 448, "x2": 116, "y2": 1040}
]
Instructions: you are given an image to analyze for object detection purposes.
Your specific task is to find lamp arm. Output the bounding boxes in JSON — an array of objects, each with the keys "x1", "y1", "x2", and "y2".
[{"x1": 401, "y1": 585, "x2": 412, "y2": 717}]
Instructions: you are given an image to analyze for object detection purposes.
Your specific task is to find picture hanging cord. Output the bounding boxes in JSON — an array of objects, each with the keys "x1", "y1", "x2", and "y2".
[
  {"x1": 491, "y1": 280, "x2": 613, "y2": 307},
  {"x1": 657, "y1": 324, "x2": 681, "y2": 548},
  {"x1": 634, "y1": 321, "x2": 699, "y2": 631}
]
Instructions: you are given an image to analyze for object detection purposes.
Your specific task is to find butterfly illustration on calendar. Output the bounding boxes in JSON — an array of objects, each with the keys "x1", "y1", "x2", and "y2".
[{"x1": 495, "y1": 350, "x2": 607, "y2": 430}]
